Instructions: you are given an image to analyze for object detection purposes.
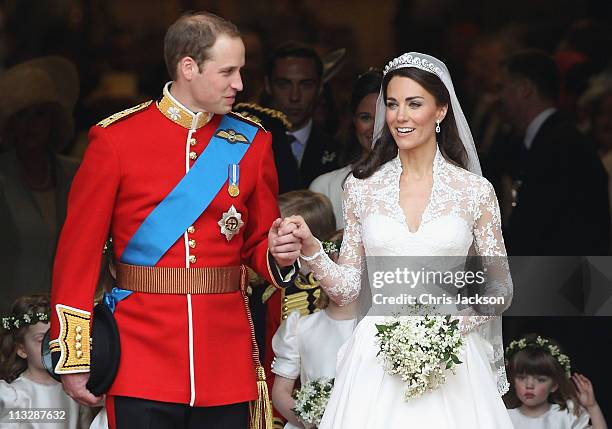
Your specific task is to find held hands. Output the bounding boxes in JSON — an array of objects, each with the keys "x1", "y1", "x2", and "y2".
[
  {"x1": 269, "y1": 218, "x2": 301, "y2": 267},
  {"x1": 282, "y1": 215, "x2": 320, "y2": 258},
  {"x1": 60, "y1": 373, "x2": 104, "y2": 407},
  {"x1": 268, "y1": 215, "x2": 323, "y2": 267}
]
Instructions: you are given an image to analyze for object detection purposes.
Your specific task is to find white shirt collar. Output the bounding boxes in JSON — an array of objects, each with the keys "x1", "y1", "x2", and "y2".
[
  {"x1": 524, "y1": 107, "x2": 556, "y2": 149},
  {"x1": 288, "y1": 119, "x2": 313, "y2": 146}
]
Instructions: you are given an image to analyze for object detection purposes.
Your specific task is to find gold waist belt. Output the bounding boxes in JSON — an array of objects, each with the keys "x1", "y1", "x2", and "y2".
[{"x1": 116, "y1": 263, "x2": 244, "y2": 294}]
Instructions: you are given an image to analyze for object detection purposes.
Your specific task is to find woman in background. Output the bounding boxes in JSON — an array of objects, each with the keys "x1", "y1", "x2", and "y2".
[{"x1": 310, "y1": 69, "x2": 382, "y2": 229}]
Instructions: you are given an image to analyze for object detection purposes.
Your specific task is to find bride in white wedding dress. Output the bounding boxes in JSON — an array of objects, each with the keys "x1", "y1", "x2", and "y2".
[{"x1": 285, "y1": 53, "x2": 514, "y2": 428}]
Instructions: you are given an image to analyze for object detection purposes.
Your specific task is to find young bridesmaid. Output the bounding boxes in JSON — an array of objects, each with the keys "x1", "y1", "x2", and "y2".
[
  {"x1": 1, "y1": 294, "x2": 93, "y2": 428},
  {"x1": 505, "y1": 334, "x2": 607, "y2": 429}
]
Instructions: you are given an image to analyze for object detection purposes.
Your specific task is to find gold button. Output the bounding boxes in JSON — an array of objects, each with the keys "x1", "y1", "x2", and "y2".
[
  {"x1": 188, "y1": 239, "x2": 196, "y2": 248},
  {"x1": 75, "y1": 334, "x2": 82, "y2": 342},
  {"x1": 189, "y1": 137, "x2": 197, "y2": 146},
  {"x1": 75, "y1": 326, "x2": 82, "y2": 334},
  {"x1": 76, "y1": 350, "x2": 83, "y2": 359},
  {"x1": 75, "y1": 342, "x2": 82, "y2": 350},
  {"x1": 282, "y1": 315, "x2": 288, "y2": 320},
  {"x1": 189, "y1": 255, "x2": 197, "y2": 264},
  {"x1": 282, "y1": 306, "x2": 288, "y2": 311},
  {"x1": 283, "y1": 297, "x2": 288, "y2": 302},
  {"x1": 187, "y1": 226, "x2": 196, "y2": 234},
  {"x1": 189, "y1": 151, "x2": 197, "y2": 160}
]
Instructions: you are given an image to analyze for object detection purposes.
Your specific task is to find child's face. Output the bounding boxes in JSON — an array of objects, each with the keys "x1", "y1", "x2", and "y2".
[
  {"x1": 16, "y1": 322, "x2": 49, "y2": 371},
  {"x1": 514, "y1": 373, "x2": 558, "y2": 407}
]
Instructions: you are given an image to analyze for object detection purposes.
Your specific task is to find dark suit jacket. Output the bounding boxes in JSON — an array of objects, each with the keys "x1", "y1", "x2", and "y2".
[
  {"x1": 505, "y1": 112, "x2": 610, "y2": 255},
  {"x1": 272, "y1": 124, "x2": 339, "y2": 193}
]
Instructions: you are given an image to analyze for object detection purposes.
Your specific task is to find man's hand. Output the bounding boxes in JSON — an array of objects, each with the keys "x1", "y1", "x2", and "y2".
[
  {"x1": 61, "y1": 373, "x2": 104, "y2": 407},
  {"x1": 269, "y1": 218, "x2": 301, "y2": 267}
]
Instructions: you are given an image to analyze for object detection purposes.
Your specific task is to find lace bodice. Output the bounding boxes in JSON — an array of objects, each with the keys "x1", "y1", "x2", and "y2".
[
  {"x1": 304, "y1": 148, "x2": 513, "y2": 394},
  {"x1": 307, "y1": 148, "x2": 510, "y2": 303}
]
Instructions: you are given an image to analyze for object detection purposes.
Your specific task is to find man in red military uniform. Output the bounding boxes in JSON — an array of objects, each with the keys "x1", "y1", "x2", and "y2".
[{"x1": 49, "y1": 11, "x2": 300, "y2": 429}]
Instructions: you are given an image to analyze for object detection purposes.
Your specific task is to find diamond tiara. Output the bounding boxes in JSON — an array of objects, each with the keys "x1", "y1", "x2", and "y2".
[{"x1": 383, "y1": 54, "x2": 444, "y2": 78}]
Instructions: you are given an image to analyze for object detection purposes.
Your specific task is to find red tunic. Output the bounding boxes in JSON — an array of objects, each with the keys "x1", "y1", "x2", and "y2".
[{"x1": 50, "y1": 94, "x2": 283, "y2": 406}]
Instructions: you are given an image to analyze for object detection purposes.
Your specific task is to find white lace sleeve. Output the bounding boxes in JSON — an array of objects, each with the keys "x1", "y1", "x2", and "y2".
[
  {"x1": 459, "y1": 180, "x2": 513, "y2": 333},
  {"x1": 303, "y1": 176, "x2": 364, "y2": 306},
  {"x1": 458, "y1": 179, "x2": 513, "y2": 395}
]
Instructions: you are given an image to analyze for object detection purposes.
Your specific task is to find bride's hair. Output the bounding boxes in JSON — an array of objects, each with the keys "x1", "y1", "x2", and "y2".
[{"x1": 352, "y1": 67, "x2": 467, "y2": 179}]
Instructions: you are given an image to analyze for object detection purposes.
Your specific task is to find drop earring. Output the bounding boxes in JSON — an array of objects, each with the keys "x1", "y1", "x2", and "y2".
[{"x1": 435, "y1": 120, "x2": 441, "y2": 134}]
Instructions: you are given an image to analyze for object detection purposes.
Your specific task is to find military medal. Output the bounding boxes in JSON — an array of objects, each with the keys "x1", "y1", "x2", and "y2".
[
  {"x1": 228, "y1": 184, "x2": 239, "y2": 197},
  {"x1": 218, "y1": 205, "x2": 244, "y2": 241},
  {"x1": 228, "y1": 164, "x2": 240, "y2": 197}
]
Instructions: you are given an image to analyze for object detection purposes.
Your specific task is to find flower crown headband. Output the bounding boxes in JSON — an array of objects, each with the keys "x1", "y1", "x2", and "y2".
[
  {"x1": 505, "y1": 336, "x2": 572, "y2": 378},
  {"x1": 2, "y1": 312, "x2": 50, "y2": 331},
  {"x1": 383, "y1": 53, "x2": 444, "y2": 78}
]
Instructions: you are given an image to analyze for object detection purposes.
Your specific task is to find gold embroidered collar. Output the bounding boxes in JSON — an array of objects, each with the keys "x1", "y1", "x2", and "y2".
[{"x1": 157, "y1": 82, "x2": 213, "y2": 130}]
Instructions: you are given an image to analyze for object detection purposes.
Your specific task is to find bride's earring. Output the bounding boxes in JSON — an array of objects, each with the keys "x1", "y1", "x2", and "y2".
[{"x1": 435, "y1": 120, "x2": 441, "y2": 134}]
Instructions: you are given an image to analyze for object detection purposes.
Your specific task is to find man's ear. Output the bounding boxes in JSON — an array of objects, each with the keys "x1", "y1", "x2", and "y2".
[{"x1": 178, "y1": 57, "x2": 199, "y2": 81}]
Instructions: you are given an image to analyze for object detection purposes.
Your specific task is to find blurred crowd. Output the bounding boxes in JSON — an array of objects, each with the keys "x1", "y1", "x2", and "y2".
[{"x1": 2, "y1": 2, "x2": 612, "y2": 314}]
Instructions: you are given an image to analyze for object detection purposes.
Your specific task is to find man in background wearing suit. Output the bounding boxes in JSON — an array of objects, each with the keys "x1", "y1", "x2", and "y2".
[
  {"x1": 264, "y1": 42, "x2": 339, "y2": 190},
  {"x1": 495, "y1": 50, "x2": 610, "y2": 255}
]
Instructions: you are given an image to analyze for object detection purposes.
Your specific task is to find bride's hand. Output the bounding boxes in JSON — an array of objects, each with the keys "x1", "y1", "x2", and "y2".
[{"x1": 282, "y1": 215, "x2": 320, "y2": 257}]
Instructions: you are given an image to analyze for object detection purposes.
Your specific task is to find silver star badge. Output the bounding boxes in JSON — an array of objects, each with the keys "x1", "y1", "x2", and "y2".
[{"x1": 218, "y1": 205, "x2": 244, "y2": 241}]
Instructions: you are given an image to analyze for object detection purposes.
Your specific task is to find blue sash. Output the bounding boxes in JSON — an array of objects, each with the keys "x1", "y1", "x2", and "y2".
[
  {"x1": 121, "y1": 115, "x2": 257, "y2": 266},
  {"x1": 103, "y1": 287, "x2": 133, "y2": 313}
]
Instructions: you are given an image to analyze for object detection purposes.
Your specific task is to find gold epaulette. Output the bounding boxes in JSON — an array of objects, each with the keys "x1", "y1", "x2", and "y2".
[
  {"x1": 230, "y1": 110, "x2": 267, "y2": 132},
  {"x1": 54, "y1": 305, "x2": 91, "y2": 373},
  {"x1": 97, "y1": 100, "x2": 153, "y2": 128},
  {"x1": 233, "y1": 103, "x2": 292, "y2": 130}
]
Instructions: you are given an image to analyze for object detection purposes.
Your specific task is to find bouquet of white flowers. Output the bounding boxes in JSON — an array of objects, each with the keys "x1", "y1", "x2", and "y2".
[
  {"x1": 291, "y1": 377, "x2": 334, "y2": 427},
  {"x1": 375, "y1": 315, "x2": 463, "y2": 401}
]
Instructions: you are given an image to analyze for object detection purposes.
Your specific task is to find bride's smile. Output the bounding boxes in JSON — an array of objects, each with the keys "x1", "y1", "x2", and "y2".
[{"x1": 385, "y1": 75, "x2": 446, "y2": 152}]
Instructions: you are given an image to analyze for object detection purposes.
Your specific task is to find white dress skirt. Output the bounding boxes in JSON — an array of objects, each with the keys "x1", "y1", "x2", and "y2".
[{"x1": 319, "y1": 318, "x2": 513, "y2": 428}]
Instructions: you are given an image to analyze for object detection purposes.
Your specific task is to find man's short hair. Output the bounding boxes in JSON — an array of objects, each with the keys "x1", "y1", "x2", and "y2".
[
  {"x1": 164, "y1": 11, "x2": 240, "y2": 80},
  {"x1": 503, "y1": 50, "x2": 560, "y2": 103},
  {"x1": 265, "y1": 41, "x2": 323, "y2": 80}
]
